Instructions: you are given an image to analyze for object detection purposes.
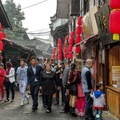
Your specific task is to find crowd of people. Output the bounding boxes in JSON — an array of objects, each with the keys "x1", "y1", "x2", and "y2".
[{"x1": 0, "y1": 57, "x2": 105, "y2": 120}]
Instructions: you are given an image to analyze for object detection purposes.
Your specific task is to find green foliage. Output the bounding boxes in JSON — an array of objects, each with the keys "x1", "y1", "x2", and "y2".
[{"x1": 3, "y1": 0, "x2": 27, "y2": 40}]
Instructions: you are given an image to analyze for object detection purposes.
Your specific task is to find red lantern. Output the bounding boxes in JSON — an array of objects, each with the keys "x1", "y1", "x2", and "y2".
[
  {"x1": 51, "y1": 54, "x2": 55, "y2": 59},
  {"x1": 53, "y1": 47, "x2": 56, "y2": 52},
  {"x1": 58, "y1": 49, "x2": 62, "y2": 55},
  {"x1": 76, "y1": 46, "x2": 81, "y2": 54},
  {"x1": 2, "y1": 33, "x2": 6, "y2": 38},
  {"x1": 77, "y1": 16, "x2": 82, "y2": 25},
  {"x1": 109, "y1": 11, "x2": 120, "y2": 34},
  {"x1": 0, "y1": 41, "x2": 3, "y2": 51},
  {"x1": 70, "y1": 31, "x2": 75, "y2": 37},
  {"x1": 68, "y1": 45, "x2": 73, "y2": 52},
  {"x1": 68, "y1": 37, "x2": 74, "y2": 45},
  {"x1": 76, "y1": 26, "x2": 82, "y2": 35},
  {"x1": 64, "y1": 53, "x2": 67, "y2": 58},
  {"x1": 69, "y1": 52, "x2": 73, "y2": 60},
  {"x1": 58, "y1": 44, "x2": 62, "y2": 49},
  {"x1": 76, "y1": 35, "x2": 81, "y2": 43},
  {"x1": 0, "y1": 32, "x2": 3, "y2": 41},
  {"x1": 0, "y1": 23, "x2": 2, "y2": 31},
  {"x1": 58, "y1": 55, "x2": 62, "y2": 60},
  {"x1": 65, "y1": 35, "x2": 69, "y2": 40},
  {"x1": 58, "y1": 38, "x2": 62, "y2": 44},
  {"x1": 110, "y1": 0, "x2": 120, "y2": 9},
  {"x1": 64, "y1": 43, "x2": 67, "y2": 47},
  {"x1": 64, "y1": 48, "x2": 67, "y2": 53}
]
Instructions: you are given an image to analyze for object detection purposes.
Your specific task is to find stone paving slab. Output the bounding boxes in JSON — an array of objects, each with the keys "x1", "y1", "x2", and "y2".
[{"x1": 0, "y1": 91, "x2": 118, "y2": 120}]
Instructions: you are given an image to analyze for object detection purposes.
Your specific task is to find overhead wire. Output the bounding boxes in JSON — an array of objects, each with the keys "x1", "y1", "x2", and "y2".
[{"x1": 21, "y1": 0, "x2": 48, "y2": 10}]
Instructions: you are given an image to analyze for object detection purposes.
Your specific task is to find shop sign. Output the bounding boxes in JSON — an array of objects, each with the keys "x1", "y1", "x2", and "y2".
[{"x1": 112, "y1": 66, "x2": 120, "y2": 81}]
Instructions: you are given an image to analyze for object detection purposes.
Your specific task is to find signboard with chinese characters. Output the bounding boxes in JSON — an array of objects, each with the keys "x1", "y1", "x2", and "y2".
[{"x1": 112, "y1": 66, "x2": 120, "y2": 81}]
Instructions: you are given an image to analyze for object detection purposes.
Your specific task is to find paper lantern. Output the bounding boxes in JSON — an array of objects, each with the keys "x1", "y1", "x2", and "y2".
[
  {"x1": 64, "y1": 43, "x2": 67, "y2": 47},
  {"x1": 68, "y1": 45, "x2": 73, "y2": 52},
  {"x1": 0, "y1": 41, "x2": 3, "y2": 51},
  {"x1": 58, "y1": 49, "x2": 62, "y2": 55},
  {"x1": 76, "y1": 26, "x2": 82, "y2": 34},
  {"x1": 68, "y1": 37, "x2": 74, "y2": 45},
  {"x1": 77, "y1": 16, "x2": 82, "y2": 25},
  {"x1": 51, "y1": 54, "x2": 55, "y2": 59},
  {"x1": 110, "y1": 0, "x2": 120, "y2": 9},
  {"x1": 64, "y1": 48, "x2": 67, "y2": 53},
  {"x1": 0, "y1": 32, "x2": 3, "y2": 41},
  {"x1": 53, "y1": 47, "x2": 56, "y2": 52},
  {"x1": 65, "y1": 35, "x2": 69, "y2": 40},
  {"x1": 0, "y1": 23, "x2": 2, "y2": 31},
  {"x1": 70, "y1": 31, "x2": 75, "y2": 37},
  {"x1": 2, "y1": 33, "x2": 6, "y2": 38},
  {"x1": 58, "y1": 38, "x2": 62, "y2": 44},
  {"x1": 69, "y1": 52, "x2": 73, "y2": 60},
  {"x1": 64, "y1": 53, "x2": 67, "y2": 58},
  {"x1": 76, "y1": 46, "x2": 81, "y2": 55},
  {"x1": 109, "y1": 11, "x2": 120, "y2": 33},
  {"x1": 58, "y1": 44, "x2": 62, "y2": 49},
  {"x1": 58, "y1": 55, "x2": 62, "y2": 61},
  {"x1": 76, "y1": 35, "x2": 81, "y2": 43}
]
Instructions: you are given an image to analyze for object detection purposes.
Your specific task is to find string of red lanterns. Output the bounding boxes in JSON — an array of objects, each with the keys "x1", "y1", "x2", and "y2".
[{"x1": 109, "y1": 0, "x2": 120, "y2": 40}]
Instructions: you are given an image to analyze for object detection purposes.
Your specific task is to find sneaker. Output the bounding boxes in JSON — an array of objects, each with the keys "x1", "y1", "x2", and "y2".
[
  {"x1": 46, "y1": 110, "x2": 51, "y2": 113},
  {"x1": 21, "y1": 102, "x2": 24, "y2": 106},
  {"x1": 81, "y1": 112, "x2": 84, "y2": 117},
  {"x1": 11, "y1": 100, "x2": 14, "y2": 102},
  {"x1": 4, "y1": 99, "x2": 9, "y2": 102}
]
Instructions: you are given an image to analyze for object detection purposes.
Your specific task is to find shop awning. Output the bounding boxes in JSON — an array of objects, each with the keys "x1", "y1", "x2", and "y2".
[{"x1": 75, "y1": 34, "x2": 99, "y2": 47}]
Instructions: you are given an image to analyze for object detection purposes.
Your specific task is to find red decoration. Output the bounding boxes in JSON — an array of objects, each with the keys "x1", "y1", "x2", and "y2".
[
  {"x1": 0, "y1": 23, "x2": 2, "y2": 31},
  {"x1": 64, "y1": 53, "x2": 67, "y2": 58},
  {"x1": 109, "y1": 11, "x2": 120, "y2": 34},
  {"x1": 2, "y1": 33, "x2": 6, "y2": 38},
  {"x1": 53, "y1": 47, "x2": 56, "y2": 52},
  {"x1": 68, "y1": 45, "x2": 73, "y2": 52},
  {"x1": 76, "y1": 46, "x2": 81, "y2": 54},
  {"x1": 0, "y1": 41, "x2": 3, "y2": 51},
  {"x1": 76, "y1": 35, "x2": 81, "y2": 43},
  {"x1": 76, "y1": 26, "x2": 82, "y2": 35},
  {"x1": 77, "y1": 16, "x2": 82, "y2": 25},
  {"x1": 65, "y1": 35, "x2": 69, "y2": 40},
  {"x1": 69, "y1": 52, "x2": 73, "y2": 60},
  {"x1": 0, "y1": 32, "x2": 3, "y2": 41},
  {"x1": 70, "y1": 31, "x2": 75, "y2": 37},
  {"x1": 58, "y1": 55, "x2": 62, "y2": 61},
  {"x1": 58, "y1": 49, "x2": 62, "y2": 55},
  {"x1": 110, "y1": 0, "x2": 120, "y2": 9},
  {"x1": 51, "y1": 54, "x2": 55, "y2": 59},
  {"x1": 68, "y1": 37, "x2": 74, "y2": 45},
  {"x1": 58, "y1": 38, "x2": 62, "y2": 44},
  {"x1": 64, "y1": 43, "x2": 67, "y2": 47},
  {"x1": 64, "y1": 48, "x2": 67, "y2": 53},
  {"x1": 58, "y1": 44, "x2": 62, "y2": 49}
]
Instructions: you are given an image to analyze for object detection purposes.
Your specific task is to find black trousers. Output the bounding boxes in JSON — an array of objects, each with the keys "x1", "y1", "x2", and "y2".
[
  {"x1": 42, "y1": 95, "x2": 48, "y2": 106},
  {"x1": 5, "y1": 82, "x2": 15, "y2": 100},
  {"x1": 44, "y1": 95, "x2": 53, "y2": 111},
  {"x1": 56, "y1": 86, "x2": 65, "y2": 104},
  {"x1": 85, "y1": 92, "x2": 94, "y2": 119},
  {"x1": 30, "y1": 82, "x2": 39, "y2": 108}
]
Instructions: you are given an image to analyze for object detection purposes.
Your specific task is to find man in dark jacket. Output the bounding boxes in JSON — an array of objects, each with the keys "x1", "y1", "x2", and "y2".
[
  {"x1": 27, "y1": 57, "x2": 44, "y2": 111},
  {"x1": 82, "y1": 59, "x2": 94, "y2": 120}
]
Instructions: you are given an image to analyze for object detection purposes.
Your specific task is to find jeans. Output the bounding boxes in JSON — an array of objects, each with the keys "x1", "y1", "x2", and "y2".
[
  {"x1": 19, "y1": 81, "x2": 28, "y2": 102},
  {"x1": 94, "y1": 109, "x2": 102, "y2": 120},
  {"x1": 85, "y1": 92, "x2": 94, "y2": 119},
  {"x1": 5, "y1": 82, "x2": 15, "y2": 100},
  {"x1": 30, "y1": 82, "x2": 40, "y2": 108}
]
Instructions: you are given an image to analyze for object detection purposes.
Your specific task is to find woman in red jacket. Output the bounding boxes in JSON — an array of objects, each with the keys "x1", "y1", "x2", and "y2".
[{"x1": 0, "y1": 63, "x2": 6, "y2": 100}]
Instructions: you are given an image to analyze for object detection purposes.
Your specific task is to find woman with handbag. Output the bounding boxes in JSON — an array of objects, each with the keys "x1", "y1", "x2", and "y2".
[
  {"x1": 5, "y1": 62, "x2": 15, "y2": 102},
  {"x1": 76, "y1": 66, "x2": 85, "y2": 117},
  {"x1": 67, "y1": 63, "x2": 78, "y2": 117},
  {"x1": 0, "y1": 63, "x2": 6, "y2": 101}
]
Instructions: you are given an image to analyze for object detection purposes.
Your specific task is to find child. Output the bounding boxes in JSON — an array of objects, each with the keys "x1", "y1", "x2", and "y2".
[
  {"x1": 76, "y1": 66, "x2": 85, "y2": 117},
  {"x1": 0, "y1": 63, "x2": 6, "y2": 100},
  {"x1": 90, "y1": 83, "x2": 105, "y2": 120}
]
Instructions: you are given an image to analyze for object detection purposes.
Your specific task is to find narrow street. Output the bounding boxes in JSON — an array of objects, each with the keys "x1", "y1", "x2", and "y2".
[{"x1": 0, "y1": 91, "x2": 84, "y2": 120}]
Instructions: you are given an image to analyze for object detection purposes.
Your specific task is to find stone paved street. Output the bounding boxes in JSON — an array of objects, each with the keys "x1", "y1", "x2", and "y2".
[{"x1": 0, "y1": 91, "x2": 85, "y2": 120}]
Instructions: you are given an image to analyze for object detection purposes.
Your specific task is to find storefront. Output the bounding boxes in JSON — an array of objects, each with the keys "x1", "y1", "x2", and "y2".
[{"x1": 95, "y1": 2, "x2": 120, "y2": 118}]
